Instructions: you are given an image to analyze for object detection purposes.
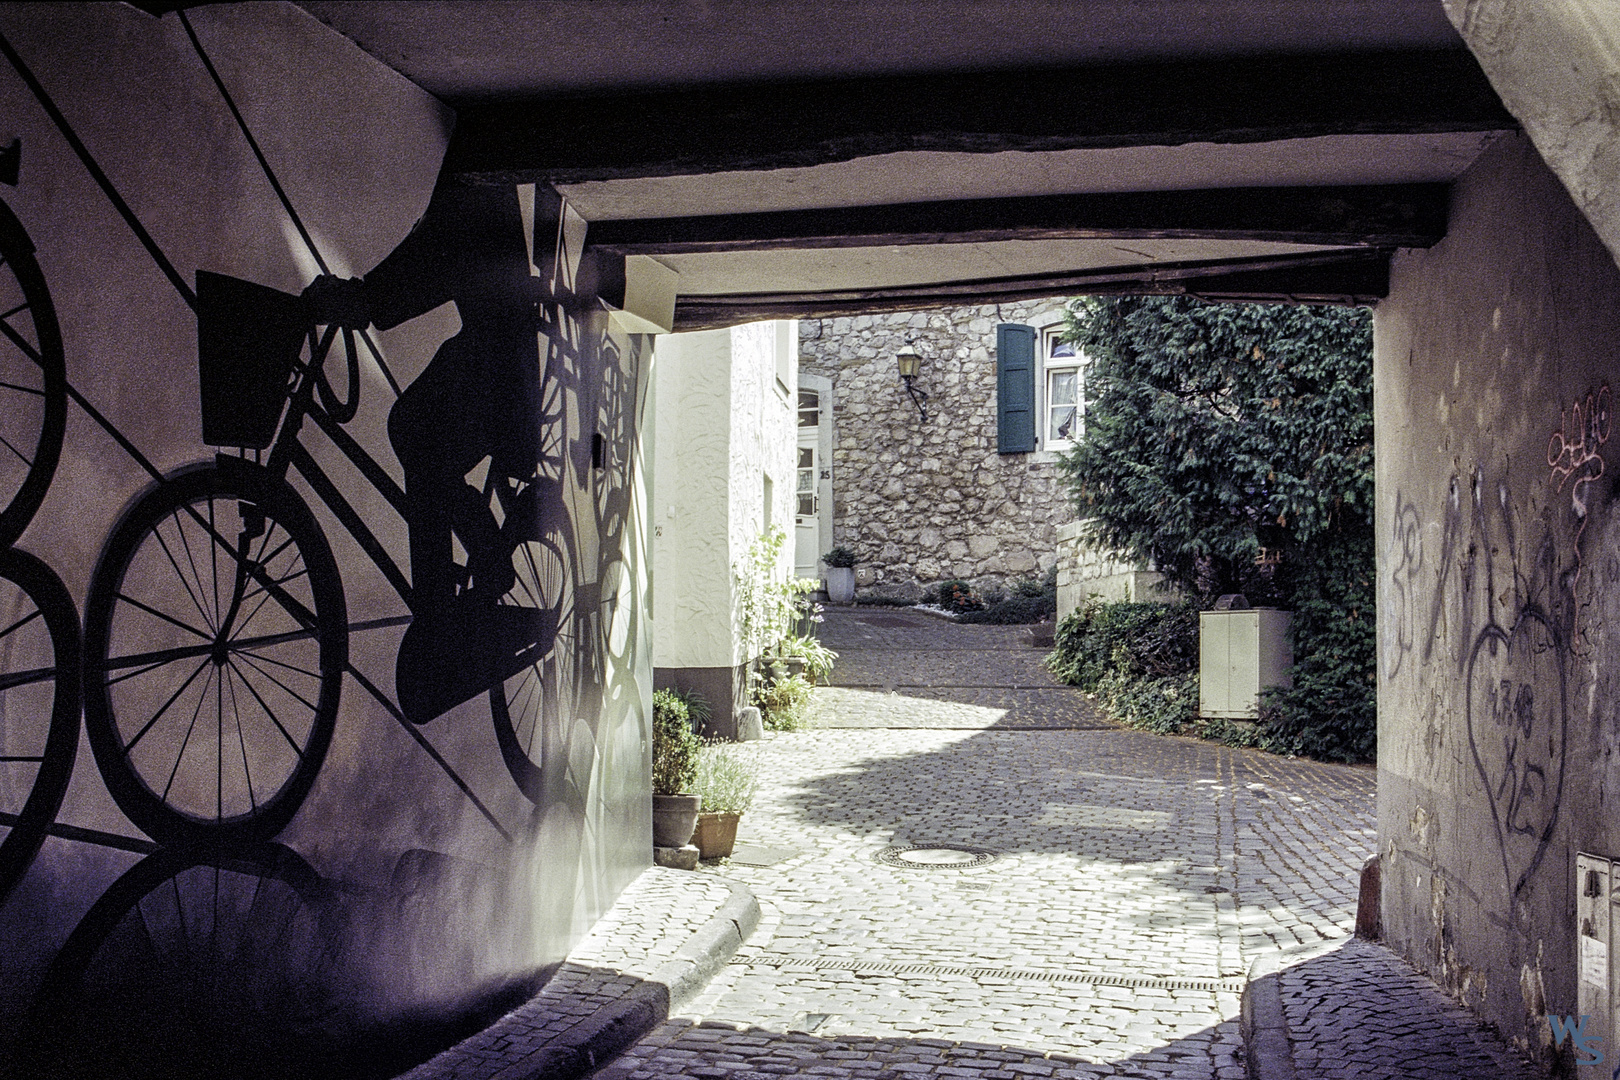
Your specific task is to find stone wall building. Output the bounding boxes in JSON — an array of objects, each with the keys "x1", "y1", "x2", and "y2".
[{"x1": 798, "y1": 300, "x2": 1087, "y2": 601}]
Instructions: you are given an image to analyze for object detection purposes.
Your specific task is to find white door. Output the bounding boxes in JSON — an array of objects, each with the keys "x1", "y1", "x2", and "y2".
[
  {"x1": 794, "y1": 382, "x2": 830, "y2": 580},
  {"x1": 794, "y1": 441, "x2": 819, "y2": 579}
]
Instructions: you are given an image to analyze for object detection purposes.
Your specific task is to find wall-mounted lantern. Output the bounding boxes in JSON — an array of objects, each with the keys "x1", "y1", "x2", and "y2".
[{"x1": 895, "y1": 341, "x2": 928, "y2": 423}]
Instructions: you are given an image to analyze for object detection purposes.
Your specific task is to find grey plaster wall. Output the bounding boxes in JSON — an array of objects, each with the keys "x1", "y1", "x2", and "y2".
[
  {"x1": 798, "y1": 302, "x2": 1077, "y2": 599},
  {"x1": 1376, "y1": 131, "x2": 1620, "y2": 1063},
  {"x1": 0, "y1": 5, "x2": 652, "y2": 1070}
]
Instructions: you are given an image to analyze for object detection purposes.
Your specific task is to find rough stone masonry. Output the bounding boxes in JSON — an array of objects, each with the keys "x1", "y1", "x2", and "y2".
[{"x1": 799, "y1": 300, "x2": 1077, "y2": 601}]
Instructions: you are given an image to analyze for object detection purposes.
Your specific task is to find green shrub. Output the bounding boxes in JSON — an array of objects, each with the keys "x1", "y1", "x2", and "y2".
[
  {"x1": 822, "y1": 546, "x2": 857, "y2": 568},
  {"x1": 752, "y1": 673, "x2": 813, "y2": 731},
  {"x1": 956, "y1": 594, "x2": 1055, "y2": 625},
  {"x1": 693, "y1": 741, "x2": 760, "y2": 813},
  {"x1": 1047, "y1": 600, "x2": 1197, "y2": 691},
  {"x1": 651, "y1": 689, "x2": 700, "y2": 794},
  {"x1": 925, "y1": 580, "x2": 985, "y2": 614}
]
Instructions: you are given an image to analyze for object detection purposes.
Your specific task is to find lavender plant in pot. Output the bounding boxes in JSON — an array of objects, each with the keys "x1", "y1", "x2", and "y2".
[
  {"x1": 651, "y1": 689, "x2": 702, "y2": 848},
  {"x1": 691, "y1": 741, "x2": 760, "y2": 859},
  {"x1": 823, "y1": 545, "x2": 857, "y2": 604}
]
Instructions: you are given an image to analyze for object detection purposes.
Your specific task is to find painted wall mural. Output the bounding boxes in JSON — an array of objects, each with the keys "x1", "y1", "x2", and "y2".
[{"x1": 0, "y1": 7, "x2": 651, "y2": 1078}]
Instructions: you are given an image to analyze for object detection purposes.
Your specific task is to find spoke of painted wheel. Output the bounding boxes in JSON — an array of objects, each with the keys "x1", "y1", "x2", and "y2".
[
  {"x1": 232, "y1": 644, "x2": 320, "y2": 681},
  {"x1": 215, "y1": 661, "x2": 223, "y2": 819},
  {"x1": 173, "y1": 505, "x2": 219, "y2": 632},
  {"x1": 511, "y1": 545, "x2": 544, "y2": 608},
  {"x1": 0, "y1": 662, "x2": 58, "y2": 693},
  {"x1": 122, "y1": 655, "x2": 210, "y2": 758},
  {"x1": 0, "y1": 379, "x2": 42, "y2": 397},
  {"x1": 0, "y1": 301, "x2": 28, "y2": 323},
  {"x1": 104, "y1": 624, "x2": 319, "y2": 675},
  {"x1": 233, "y1": 649, "x2": 318, "y2": 715},
  {"x1": 108, "y1": 654, "x2": 175, "y2": 687},
  {"x1": 154, "y1": 513, "x2": 216, "y2": 634},
  {"x1": 236, "y1": 564, "x2": 309, "y2": 638},
  {"x1": 0, "y1": 310, "x2": 41, "y2": 368},
  {"x1": 115, "y1": 589, "x2": 211, "y2": 642},
  {"x1": 235, "y1": 568, "x2": 303, "y2": 639},
  {"x1": 209, "y1": 495, "x2": 219, "y2": 628},
  {"x1": 159, "y1": 663, "x2": 214, "y2": 804},
  {"x1": 0, "y1": 754, "x2": 44, "y2": 762},
  {"x1": 0, "y1": 605, "x2": 40, "y2": 642},
  {"x1": 224, "y1": 666, "x2": 255, "y2": 816},
  {"x1": 0, "y1": 426, "x2": 32, "y2": 469},
  {"x1": 227, "y1": 657, "x2": 307, "y2": 757},
  {"x1": 514, "y1": 673, "x2": 541, "y2": 756}
]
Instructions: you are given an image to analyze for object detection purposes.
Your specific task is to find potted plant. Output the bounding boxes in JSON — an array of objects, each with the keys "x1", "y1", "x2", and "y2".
[
  {"x1": 691, "y1": 741, "x2": 760, "y2": 859},
  {"x1": 823, "y1": 545, "x2": 857, "y2": 604},
  {"x1": 651, "y1": 689, "x2": 702, "y2": 848}
]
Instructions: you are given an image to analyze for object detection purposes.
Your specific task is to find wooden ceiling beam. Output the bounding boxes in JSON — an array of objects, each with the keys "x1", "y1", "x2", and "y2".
[
  {"x1": 445, "y1": 50, "x2": 1513, "y2": 183},
  {"x1": 587, "y1": 183, "x2": 1449, "y2": 253}
]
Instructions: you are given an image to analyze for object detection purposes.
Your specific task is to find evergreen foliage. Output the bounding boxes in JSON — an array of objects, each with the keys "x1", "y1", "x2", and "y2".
[
  {"x1": 651, "y1": 689, "x2": 700, "y2": 794},
  {"x1": 1057, "y1": 296, "x2": 1376, "y2": 762}
]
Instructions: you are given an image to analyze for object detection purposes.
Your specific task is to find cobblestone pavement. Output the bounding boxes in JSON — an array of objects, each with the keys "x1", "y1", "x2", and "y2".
[
  {"x1": 1278, "y1": 939, "x2": 1542, "y2": 1080},
  {"x1": 597, "y1": 608, "x2": 1538, "y2": 1080}
]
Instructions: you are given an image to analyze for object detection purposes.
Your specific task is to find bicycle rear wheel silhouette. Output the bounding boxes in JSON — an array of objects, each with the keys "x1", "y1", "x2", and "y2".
[
  {"x1": 83, "y1": 464, "x2": 346, "y2": 845},
  {"x1": 0, "y1": 197, "x2": 67, "y2": 550},
  {"x1": 0, "y1": 546, "x2": 80, "y2": 904},
  {"x1": 489, "y1": 515, "x2": 579, "y2": 803}
]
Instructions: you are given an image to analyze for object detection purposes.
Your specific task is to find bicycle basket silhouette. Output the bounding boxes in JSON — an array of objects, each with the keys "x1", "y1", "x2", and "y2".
[{"x1": 196, "y1": 270, "x2": 306, "y2": 449}]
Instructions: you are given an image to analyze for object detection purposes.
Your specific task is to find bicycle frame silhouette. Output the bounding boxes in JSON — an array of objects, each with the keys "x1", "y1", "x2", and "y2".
[{"x1": 79, "y1": 271, "x2": 590, "y2": 845}]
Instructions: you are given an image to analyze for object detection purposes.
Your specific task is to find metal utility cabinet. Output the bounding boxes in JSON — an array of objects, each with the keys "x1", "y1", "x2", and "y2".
[{"x1": 1199, "y1": 607, "x2": 1292, "y2": 720}]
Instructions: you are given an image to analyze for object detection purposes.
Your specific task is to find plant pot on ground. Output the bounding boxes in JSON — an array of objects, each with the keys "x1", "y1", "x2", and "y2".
[
  {"x1": 823, "y1": 546, "x2": 857, "y2": 604},
  {"x1": 691, "y1": 741, "x2": 760, "y2": 859},
  {"x1": 652, "y1": 689, "x2": 702, "y2": 848}
]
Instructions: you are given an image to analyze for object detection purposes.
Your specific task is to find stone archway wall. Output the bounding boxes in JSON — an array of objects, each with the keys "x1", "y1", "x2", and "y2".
[{"x1": 798, "y1": 301, "x2": 1076, "y2": 600}]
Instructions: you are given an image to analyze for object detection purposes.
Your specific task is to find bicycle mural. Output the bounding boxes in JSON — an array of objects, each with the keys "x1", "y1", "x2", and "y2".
[{"x1": 0, "y1": 8, "x2": 653, "y2": 1070}]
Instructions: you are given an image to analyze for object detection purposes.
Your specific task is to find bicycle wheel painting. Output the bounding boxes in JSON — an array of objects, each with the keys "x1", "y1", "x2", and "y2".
[{"x1": 83, "y1": 465, "x2": 347, "y2": 847}]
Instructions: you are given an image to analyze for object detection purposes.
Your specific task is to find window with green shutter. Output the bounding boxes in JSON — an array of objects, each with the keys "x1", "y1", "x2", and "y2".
[{"x1": 996, "y1": 323, "x2": 1036, "y2": 453}]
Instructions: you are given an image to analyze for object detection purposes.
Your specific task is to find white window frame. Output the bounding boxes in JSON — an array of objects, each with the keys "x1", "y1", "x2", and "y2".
[{"x1": 1038, "y1": 324, "x2": 1087, "y2": 454}]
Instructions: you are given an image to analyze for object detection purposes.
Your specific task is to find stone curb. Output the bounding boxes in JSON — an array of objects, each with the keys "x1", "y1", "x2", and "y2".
[
  {"x1": 1240, "y1": 955, "x2": 1298, "y2": 1080},
  {"x1": 399, "y1": 875, "x2": 759, "y2": 1080}
]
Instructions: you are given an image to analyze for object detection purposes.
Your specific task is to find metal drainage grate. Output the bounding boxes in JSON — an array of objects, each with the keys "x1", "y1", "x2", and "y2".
[
  {"x1": 875, "y1": 845, "x2": 998, "y2": 870},
  {"x1": 767, "y1": 956, "x2": 1245, "y2": 995}
]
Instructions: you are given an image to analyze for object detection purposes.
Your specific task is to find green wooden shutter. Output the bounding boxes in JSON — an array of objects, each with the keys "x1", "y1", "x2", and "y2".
[{"x1": 997, "y1": 323, "x2": 1036, "y2": 453}]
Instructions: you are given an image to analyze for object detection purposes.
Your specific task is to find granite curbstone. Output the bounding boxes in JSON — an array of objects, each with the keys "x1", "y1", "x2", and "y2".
[{"x1": 398, "y1": 872, "x2": 760, "y2": 1080}]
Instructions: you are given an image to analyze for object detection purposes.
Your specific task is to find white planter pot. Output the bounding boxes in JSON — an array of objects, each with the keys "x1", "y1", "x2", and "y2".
[{"x1": 827, "y1": 566, "x2": 856, "y2": 604}]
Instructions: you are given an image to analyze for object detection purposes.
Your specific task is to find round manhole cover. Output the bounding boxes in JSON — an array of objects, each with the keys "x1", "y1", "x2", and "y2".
[{"x1": 875, "y1": 846, "x2": 997, "y2": 869}]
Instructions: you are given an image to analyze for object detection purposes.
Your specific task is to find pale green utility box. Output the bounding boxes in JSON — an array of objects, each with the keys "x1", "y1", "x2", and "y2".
[{"x1": 1199, "y1": 608, "x2": 1292, "y2": 720}]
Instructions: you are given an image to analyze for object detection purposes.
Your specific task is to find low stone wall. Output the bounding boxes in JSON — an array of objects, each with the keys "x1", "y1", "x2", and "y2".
[
  {"x1": 800, "y1": 300, "x2": 1074, "y2": 601},
  {"x1": 1054, "y1": 521, "x2": 1171, "y2": 620}
]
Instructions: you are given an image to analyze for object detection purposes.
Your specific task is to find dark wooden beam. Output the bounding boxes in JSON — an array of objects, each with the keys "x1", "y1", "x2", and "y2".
[
  {"x1": 444, "y1": 50, "x2": 1513, "y2": 183},
  {"x1": 670, "y1": 250, "x2": 1389, "y2": 330},
  {"x1": 588, "y1": 184, "x2": 1448, "y2": 254}
]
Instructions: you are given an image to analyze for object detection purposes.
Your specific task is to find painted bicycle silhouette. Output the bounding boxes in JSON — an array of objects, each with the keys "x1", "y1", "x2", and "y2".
[
  {"x1": 0, "y1": 193, "x2": 82, "y2": 903},
  {"x1": 78, "y1": 271, "x2": 599, "y2": 846}
]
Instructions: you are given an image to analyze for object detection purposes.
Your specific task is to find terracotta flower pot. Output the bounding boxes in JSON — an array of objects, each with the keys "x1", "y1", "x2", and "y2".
[
  {"x1": 652, "y1": 793, "x2": 702, "y2": 848},
  {"x1": 693, "y1": 811, "x2": 741, "y2": 859}
]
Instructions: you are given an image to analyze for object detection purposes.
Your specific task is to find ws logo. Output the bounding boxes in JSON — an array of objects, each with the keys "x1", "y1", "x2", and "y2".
[{"x1": 1550, "y1": 1014, "x2": 1607, "y2": 1067}]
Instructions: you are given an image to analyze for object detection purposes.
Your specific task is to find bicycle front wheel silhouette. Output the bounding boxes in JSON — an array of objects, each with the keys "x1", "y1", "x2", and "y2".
[
  {"x1": 0, "y1": 197, "x2": 67, "y2": 549},
  {"x1": 0, "y1": 546, "x2": 80, "y2": 904},
  {"x1": 83, "y1": 464, "x2": 347, "y2": 845}
]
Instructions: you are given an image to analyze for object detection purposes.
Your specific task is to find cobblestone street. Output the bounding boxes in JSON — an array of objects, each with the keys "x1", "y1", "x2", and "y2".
[{"x1": 598, "y1": 608, "x2": 1541, "y2": 1080}]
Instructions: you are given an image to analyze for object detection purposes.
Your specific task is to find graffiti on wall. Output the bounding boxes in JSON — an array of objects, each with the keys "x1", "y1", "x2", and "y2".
[{"x1": 1392, "y1": 385, "x2": 1612, "y2": 924}]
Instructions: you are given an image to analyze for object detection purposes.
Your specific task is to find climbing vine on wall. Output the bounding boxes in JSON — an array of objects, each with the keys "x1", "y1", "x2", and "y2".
[{"x1": 1058, "y1": 296, "x2": 1376, "y2": 762}]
